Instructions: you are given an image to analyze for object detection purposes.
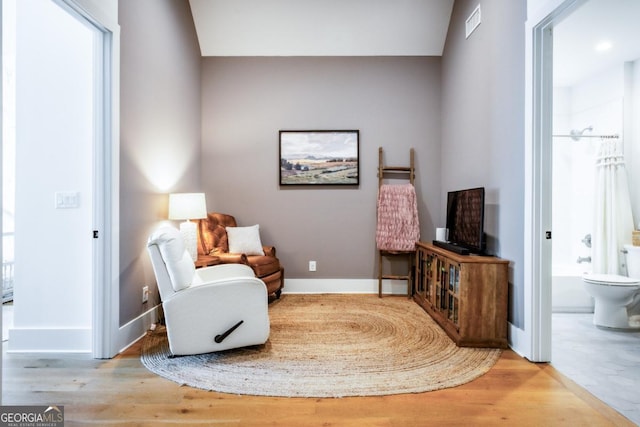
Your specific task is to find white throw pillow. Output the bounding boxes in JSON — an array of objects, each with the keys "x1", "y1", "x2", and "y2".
[{"x1": 226, "y1": 224, "x2": 265, "y2": 256}]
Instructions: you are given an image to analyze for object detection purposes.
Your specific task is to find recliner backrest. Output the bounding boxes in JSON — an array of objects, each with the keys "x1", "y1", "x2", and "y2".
[{"x1": 147, "y1": 227, "x2": 195, "y2": 298}]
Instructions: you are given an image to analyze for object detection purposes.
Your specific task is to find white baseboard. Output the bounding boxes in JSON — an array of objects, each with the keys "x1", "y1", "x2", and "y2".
[
  {"x1": 117, "y1": 304, "x2": 160, "y2": 354},
  {"x1": 7, "y1": 307, "x2": 160, "y2": 355},
  {"x1": 552, "y1": 306, "x2": 593, "y2": 313},
  {"x1": 116, "y1": 280, "x2": 521, "y2": 356},
  {"x1": 507, "y1": 322, "x2": 528, "y2": 359},
  {"x1": 7, "y1": 327, "x2": 91, "y2": 353},
  {"x1": 8, "y1": 282, "x2": 517, "y2": 356},
  {"x1": 113, "y1": 281, "x2": 407, "y2": 354},
  {"x1": 283, "y1": 278, "x2": 411, "y2": 295}
]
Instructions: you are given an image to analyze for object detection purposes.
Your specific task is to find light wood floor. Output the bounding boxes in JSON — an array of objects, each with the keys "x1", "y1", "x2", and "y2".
[{"x1": 3, "y1": 339, "x2": 635, "y2": 427}]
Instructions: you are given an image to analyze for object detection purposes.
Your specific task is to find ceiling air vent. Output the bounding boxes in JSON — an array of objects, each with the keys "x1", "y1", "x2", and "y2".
[{"x1": 465, "y1": 5, "x2": 481, "y2": 39}]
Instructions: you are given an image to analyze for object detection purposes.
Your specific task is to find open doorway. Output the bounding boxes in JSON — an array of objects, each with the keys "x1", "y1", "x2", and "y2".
[
  {"x1": 2, "y1": 0, "x2": 16, "y2": 345},
  {"x1": 529, "y1": 0, "x2": 640, "y2": 422},
  {"x1": 2, "y1": 0, "x2": 115, "y2": 357},
  {"x1": 4, "y1": 0, "x2": 95, "y2": 352},
  {"x1": 550, "y1": 1, "x2": 640, "y2": 423}
]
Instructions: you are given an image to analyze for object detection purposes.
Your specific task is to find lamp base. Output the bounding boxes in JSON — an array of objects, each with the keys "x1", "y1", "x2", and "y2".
[{"x1": 179, "y1": 220, "x2": 198, "y2": 261}]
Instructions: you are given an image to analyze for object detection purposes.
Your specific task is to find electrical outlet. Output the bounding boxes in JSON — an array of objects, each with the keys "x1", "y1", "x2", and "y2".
[
  {"x1": 142, "y1": 285, "x2": 149, "y2": 303},
  {"x1": 309, "y1": 260, "x2": 317, "y2": 272}
]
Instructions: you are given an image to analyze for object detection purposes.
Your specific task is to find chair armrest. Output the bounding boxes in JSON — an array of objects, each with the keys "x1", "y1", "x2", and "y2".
[
  {"x1": 193, "y1": 263, "x2": 254, "y2": 283},
  {"x1": 215, "y1": 253, "x2": 249, "y2": 264},
  {"x1": 262, "y1": 246, "x2": 276, "y2": 257},
  {"x1": 171, "y1": 275, "x2": 266, "y2": 297}
]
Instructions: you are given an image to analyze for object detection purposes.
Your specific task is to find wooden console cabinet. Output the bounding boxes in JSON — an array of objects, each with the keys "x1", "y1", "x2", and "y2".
[{"x1": 414, "y1": 242, "x2": 509, "y2": 348}]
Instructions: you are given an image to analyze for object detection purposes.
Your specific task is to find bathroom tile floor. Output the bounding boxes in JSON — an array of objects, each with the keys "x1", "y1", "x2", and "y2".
[{"x1": 552, "y1": 313, "x2": 640, "y2": 426}]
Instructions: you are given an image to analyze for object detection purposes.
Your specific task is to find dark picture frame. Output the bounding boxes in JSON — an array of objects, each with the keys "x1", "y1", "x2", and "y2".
[{"x1": 279, "y1": 130, "x2": 360, "y2": 186}]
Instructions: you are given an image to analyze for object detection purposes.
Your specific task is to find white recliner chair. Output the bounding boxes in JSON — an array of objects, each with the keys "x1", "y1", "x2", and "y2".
[{"x1": 147, "y1": 226, "x2": 270, "y2": 356}]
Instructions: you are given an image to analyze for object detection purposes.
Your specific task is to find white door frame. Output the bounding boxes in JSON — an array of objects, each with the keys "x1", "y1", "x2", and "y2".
[
  {"x1": 54, "y1": 0, "x2": 120, "y2": 358},
  {"x1": 1, "y1": 0, "x2": 5, "y2": 402},
  {"x1": 524, "y1": 0, "x2": 587, "y2": 362}
]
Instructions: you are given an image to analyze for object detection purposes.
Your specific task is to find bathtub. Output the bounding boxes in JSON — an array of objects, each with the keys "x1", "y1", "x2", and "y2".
[{"x1": 552, "y1": 264, "x2": 594, "y2": 313}]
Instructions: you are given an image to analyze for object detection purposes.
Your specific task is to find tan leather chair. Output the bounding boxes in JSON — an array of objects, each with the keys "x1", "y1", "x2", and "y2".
[{"x1": 197, "y1": 213, "x2": 284, "y2": 299}]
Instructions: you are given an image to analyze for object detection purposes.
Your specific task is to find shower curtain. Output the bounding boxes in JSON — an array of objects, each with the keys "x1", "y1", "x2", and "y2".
[{"x1": 592, "y1": 138, "x2": 635, "y2": 275}]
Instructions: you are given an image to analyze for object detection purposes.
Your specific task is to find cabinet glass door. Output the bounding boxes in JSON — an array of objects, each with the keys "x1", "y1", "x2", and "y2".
[{"x1": 447, "y1": 262, "x2": 460, "y2": 327}]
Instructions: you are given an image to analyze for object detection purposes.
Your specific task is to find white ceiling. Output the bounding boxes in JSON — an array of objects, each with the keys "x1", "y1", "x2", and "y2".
[
  {"x1": 188, "y1": 0, "x2": 454, "y2": 56},
  {"x1": 189, "y1": 0, "x2": 640, "y2": 83},
  {"x1": 553, "y1": 0, "x2": 640, "y2": 87}
]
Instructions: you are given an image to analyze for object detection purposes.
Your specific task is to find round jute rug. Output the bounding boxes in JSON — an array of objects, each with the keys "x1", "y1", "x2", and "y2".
[{"x1": 140, "y1": 294, "x2": 502, "y2": 398}]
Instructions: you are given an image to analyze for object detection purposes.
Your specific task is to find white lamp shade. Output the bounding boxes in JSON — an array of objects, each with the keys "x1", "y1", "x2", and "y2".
[{"x1": 168, "y1": 193, "x2": 207, "y2": 220}]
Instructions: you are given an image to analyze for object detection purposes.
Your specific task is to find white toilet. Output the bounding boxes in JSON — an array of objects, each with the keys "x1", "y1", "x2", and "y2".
[{"x1": 582, "y1": 244, "x2": 640, "y2": 329}]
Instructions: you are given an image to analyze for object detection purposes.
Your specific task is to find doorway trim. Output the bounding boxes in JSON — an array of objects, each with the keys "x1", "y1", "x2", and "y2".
[
  {"x1": 1, "y1": 0, "x2": 5, "y2": 401},
  {"x1": 524, "y1": 0, "x2": 588, "y2": 362},
  {"x1": 53, "y1": 0, "x2": 120, "y2": 358}
]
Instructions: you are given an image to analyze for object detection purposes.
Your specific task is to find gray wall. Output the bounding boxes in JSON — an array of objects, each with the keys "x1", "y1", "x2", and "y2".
[
  {"x1": 441, "y1": 0, "x2": 526, "y2": 327},
  {"x1": 200, "y1": 57, "x2": 442, "y2": 280},
  {"x1": 119, "y1": 0, "x2": 201, "y2": 325},
  {"x1": 116, "y1": 0, "x2": 527, "y2": 327}
]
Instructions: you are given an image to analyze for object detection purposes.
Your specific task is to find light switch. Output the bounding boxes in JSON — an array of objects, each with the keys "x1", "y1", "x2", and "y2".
[{"x1": 55, "y1": 191, "x2": 80, "y2": 209}]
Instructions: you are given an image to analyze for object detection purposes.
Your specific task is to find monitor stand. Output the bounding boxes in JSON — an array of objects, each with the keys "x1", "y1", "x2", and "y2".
[{"x1": 432, "y1": 240, "x2": 470, "y2": 255}]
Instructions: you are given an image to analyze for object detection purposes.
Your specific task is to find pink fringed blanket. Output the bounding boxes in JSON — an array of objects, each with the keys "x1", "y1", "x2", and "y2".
[{"x1": 376, "y1": 183, "x2": 420, "y2": 251}]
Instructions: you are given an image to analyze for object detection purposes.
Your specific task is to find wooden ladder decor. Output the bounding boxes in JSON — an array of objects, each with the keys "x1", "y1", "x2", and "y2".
[
  {"x1": 377, "y1": 147, "x2": 416, "y2": 298},
  {"x1": 378, "y1": 147, "x2": 415, "y2": 187}
]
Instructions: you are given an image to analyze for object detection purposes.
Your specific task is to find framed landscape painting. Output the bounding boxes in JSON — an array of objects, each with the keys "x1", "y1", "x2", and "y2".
[{"x1": 279, "y1": 130, "x2": 360, "y2": 186}]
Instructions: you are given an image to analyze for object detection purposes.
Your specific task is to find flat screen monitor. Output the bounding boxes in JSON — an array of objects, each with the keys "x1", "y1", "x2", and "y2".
[{"x1": 446, "y1": 187, "x2": 485, "y2": 254}]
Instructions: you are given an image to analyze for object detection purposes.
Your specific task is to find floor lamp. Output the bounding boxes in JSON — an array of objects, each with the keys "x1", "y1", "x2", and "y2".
[{"x1": 168, "y1": 193, "x2": 207, "y2": 261}]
